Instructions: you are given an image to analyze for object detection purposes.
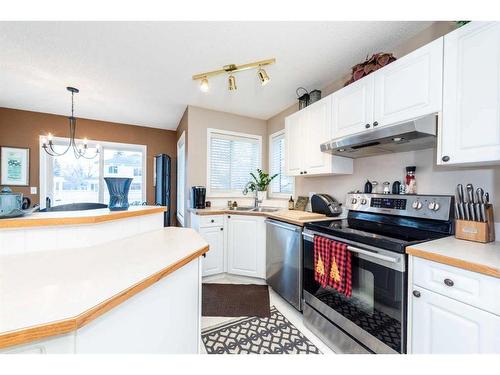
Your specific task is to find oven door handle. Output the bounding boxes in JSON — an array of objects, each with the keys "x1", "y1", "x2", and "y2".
[{"x1": 302, "y1": 232, "x2": 399, "y2": 264}]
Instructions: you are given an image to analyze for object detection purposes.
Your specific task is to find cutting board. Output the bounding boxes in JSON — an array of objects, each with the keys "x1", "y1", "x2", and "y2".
[{"x1": 272, "y1": 210, "x2": 326, "y2": 221}]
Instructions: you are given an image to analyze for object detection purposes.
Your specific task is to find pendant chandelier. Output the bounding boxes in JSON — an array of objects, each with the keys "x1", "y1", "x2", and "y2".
[{"x1": 41, "y1": 87, "x2": 99, "y2": 159}]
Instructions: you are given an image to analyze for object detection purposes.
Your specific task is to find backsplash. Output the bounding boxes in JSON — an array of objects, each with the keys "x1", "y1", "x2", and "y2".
[{"x1": 295, "y1": 148, "x2": 500, "y2": 217}]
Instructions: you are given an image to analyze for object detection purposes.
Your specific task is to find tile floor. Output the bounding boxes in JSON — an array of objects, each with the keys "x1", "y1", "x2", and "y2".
[{"x1": 200, "y1": 273, "x2": 335, "y2": 354}]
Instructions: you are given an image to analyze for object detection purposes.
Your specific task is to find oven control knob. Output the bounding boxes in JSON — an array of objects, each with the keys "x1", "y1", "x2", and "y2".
[
  {"x1": 428, "y1": 201, "x2": 440, "y2": 211},
  {"x1": 360, "y1": 198, "x2": 367, "y2": 205},
  {"x1": 351, "y1": 198, "x2": 358, "y2": 204},
  {"x1": 412, "y1": 200, "x2": 423, "y2": 210}
]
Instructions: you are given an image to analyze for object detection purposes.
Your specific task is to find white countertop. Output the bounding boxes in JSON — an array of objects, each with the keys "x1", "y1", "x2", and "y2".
[
  {"x1": 0, "y1": 205, "x2": 166, "y2": 229},
  {"x1": 0, "y1": 227, "x2": 207, "y2": 336},
  {"x1": 407, "y1": 236, "x2": 500, "y2": 278}
]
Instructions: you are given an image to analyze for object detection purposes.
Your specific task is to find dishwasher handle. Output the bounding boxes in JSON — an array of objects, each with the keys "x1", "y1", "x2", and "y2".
[{"x1": 265, "y1": 219, "x2": 302, "y2": 233}]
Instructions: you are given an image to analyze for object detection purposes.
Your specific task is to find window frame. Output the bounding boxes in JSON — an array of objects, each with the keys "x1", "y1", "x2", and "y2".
[
  {"x1": 206, "y1": 128, "x2": 262, "y2": 198},
  {"x1": 176, "y1": 131, "x2": 186, "y2": 227},
  {"x1": 268, "y1": 129, "x2": 295, "y2": 199},
  {"x1": 39, "y1": 136, "x2": 147, "y2": 209}
]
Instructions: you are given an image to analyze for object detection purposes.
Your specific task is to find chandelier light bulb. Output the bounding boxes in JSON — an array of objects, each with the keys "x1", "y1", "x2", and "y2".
[{"x1": 257, "y1": 68, "x2": 270, "y2": 86}]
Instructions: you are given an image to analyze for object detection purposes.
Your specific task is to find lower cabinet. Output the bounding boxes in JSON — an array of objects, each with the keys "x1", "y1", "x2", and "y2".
[
  {"x1": 409, "y1": 256, "x2": 500, "y2": 354},
  {"x1": 199, "y1": 226, "x2": 224, "y2": 276},
  {"x1": 226, "y1": 215, "x2": 266, "y2": 278},
  {"x1": 411, "y1": 287, "x2": 500, "y2": 354}
]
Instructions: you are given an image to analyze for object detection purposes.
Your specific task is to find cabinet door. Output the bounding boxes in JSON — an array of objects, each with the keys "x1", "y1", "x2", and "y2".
[
  {"x1": 373, "y1": 37, "x2": 443, "y2": 128},
  {"x1": 332, "y1": 74, "x2": 374, "y2": 138},
  {"x1": 411, "y1": 287, "x2": 500, "y2": 354},
  {"x1": 199, "y1": 226, "x2": 224, "y2": 277},
  {"x1": 439, "y1": 22, "x2": 500, "y2": 165},
  {"x1": 285, "y1": 111, "x2": 304, "y2": 176},
  {"x1": 302, "y1": 97, "x2": 332, "y2": 174},
  {"x1": 226, "y1": 215, "x2": 265, "y2": 278}
]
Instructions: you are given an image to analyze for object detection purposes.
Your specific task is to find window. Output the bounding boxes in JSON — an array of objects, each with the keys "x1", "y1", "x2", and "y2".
[
  {"x1": 207, "y1": 128, "x2": 262, "y2": 196},
  {"x1": 269, "y1": 130, "x2": 294, "y2": 197},
  {"x1": 40, "y1": 137, "x2": 146, "y2": 208}
]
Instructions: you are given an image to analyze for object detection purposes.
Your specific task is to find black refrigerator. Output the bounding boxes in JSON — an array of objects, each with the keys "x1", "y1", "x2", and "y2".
[{"x1": 154, "y1": 154, "x2": 171, "y2": 226}]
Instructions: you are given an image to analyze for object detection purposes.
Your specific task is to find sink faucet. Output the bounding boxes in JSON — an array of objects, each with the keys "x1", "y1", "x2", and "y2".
[{"x1": 243, "y1": 183, "x2": 261, "y2": 208}]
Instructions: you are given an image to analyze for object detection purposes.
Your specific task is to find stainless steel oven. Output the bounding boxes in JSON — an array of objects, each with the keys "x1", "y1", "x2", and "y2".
[{"x1": 302, "y1": 229, "x2": 407, "y2": 354}]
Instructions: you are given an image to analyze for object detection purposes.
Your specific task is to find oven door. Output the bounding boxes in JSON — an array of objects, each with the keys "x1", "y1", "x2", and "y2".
[{"x1": 302, "y1": 229, "x2": 407, "y2": 354}]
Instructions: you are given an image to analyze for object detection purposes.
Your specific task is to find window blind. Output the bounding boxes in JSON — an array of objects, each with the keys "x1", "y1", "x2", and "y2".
[
  {"x1": 209, "y1": 132, "x2": 260, "y2": 193},
  {"x1": 270, "y1": 133, "x2": 294, "y2": 195}
]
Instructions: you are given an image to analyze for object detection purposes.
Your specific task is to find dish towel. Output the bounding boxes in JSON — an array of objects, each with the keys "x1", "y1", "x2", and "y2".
[
  {"x1": 313, "y1": 236, "x2": 331, "y2": 288},
  {"x1": 328, "y1": 240, "x2": 352, "y2": 297}
]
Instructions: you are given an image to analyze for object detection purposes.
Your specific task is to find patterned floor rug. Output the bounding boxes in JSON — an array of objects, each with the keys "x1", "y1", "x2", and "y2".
[{"x1": 202, "y1": 306, "x2": 321, "y2": 354}]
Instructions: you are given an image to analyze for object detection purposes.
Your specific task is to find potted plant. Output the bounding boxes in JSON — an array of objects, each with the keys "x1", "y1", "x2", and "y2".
[{"x1": 243, "y1": 169, "x2": 278, "y2": 202}]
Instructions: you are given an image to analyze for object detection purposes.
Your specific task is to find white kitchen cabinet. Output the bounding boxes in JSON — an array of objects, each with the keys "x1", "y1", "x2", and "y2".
[
  {"x1": 409, "y1": 256, "x2": 500, "y2": 354},
  {"x1": 374, "y1": 37, "x2": 443, "y2": 128},
  {"x1": 411, "y1": 287, "x2": 500, "y2": 354},
  {"x1": 332, "y1": 74, "x2": 375, "y2": 138},
  {"x1": 226, "y1": 214, "x2": 266, "y2": 278},
  {"x1": 439, "y1": 22, "x2": 500, "y2": 165},
  {"x1": 190, "y1": 213, "x2": 225, "y2": 277},
  {"x1": 285, "y1": 96, "x2": 353, "y2": 177},
  {"x1": 199, "y1": 226, "x2": 224, "y2": 276}
]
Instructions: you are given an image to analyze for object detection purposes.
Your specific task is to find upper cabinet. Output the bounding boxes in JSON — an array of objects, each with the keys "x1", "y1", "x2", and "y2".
[
  {"x1": 373, "y1": 37, "x2": 443, "y2": 128},
  {"x1": 285, "y1": 96, "x2": 353, "y2": 177},
  {"x1": 332, "y1": 37, "x2": 443, "y2": 139},
  {"x1": 332, "y1": 75, "x2": 374, "y2": 138},
  {"x1": 439, "y1": 22, "x2": 500, "y2": 166}
]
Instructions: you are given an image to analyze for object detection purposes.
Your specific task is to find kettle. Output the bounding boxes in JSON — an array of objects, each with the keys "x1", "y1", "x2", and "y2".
[{"x1": 0, "y1": 187, "x2": 34, "y2": 218}]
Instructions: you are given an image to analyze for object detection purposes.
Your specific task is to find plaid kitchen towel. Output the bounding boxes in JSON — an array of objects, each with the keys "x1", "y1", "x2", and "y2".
[
  {"x1": 328, "y1": 241, "x2": 352, "y2": 297},
  {"x1": 314, "y1": 235, "x2": 331, "y2": 288}
]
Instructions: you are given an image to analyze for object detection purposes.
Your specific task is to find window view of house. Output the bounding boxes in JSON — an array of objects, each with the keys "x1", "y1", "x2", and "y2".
[{"x1": 103, "y1": 149, "x2": 144, "y2": 205}]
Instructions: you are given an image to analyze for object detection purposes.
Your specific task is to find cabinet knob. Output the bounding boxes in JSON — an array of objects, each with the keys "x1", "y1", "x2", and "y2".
[
  {"x1": 220, "y1": 227, "x2": 223, "y2": 231},
  {"x1": 227, "y1": 215, "x2": 231, "y2": 219},
  {"x1": 412, "y1": 290, "x2": 421, "y2": 298},
  {"x1": 211, "y1": 219, "x2": 214, "y2": 223},
  {"x1": 365, "y1": 123, "x2": 370, "y2": 129},
  {"x1": 373, "y1": 121, "x2": 379, "y2": 127},
  {"x1": 300, "y1": 171, "x2": 303, "y2": 175},
  {"x1": 304, "y1": 171, "x2": 307, "y2": 174},
  {"x1": 444, "y1": 278, "x2": 454, "y2": 287},
  {"x1": 441, "y1": 155, "x2": 450, "y2": 162}
]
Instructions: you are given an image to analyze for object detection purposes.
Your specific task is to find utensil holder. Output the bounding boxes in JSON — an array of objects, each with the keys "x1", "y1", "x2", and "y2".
[{"x1": 455, "y1": 205, "x2": 495, "y2": 243}]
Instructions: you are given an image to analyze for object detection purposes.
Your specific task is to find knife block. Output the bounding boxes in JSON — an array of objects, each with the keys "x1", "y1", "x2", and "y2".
[{"x1": 455, "y1": 205, "x2": 495, "y2": 243}]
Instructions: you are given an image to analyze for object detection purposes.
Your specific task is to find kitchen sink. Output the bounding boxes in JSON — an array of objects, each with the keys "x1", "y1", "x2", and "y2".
[
  {"x1": 229, "y1": 206, "x2": 255, "y2": 211},
  {"x1": 251, "y1": 207, "x2": 279, "y2": 213}
]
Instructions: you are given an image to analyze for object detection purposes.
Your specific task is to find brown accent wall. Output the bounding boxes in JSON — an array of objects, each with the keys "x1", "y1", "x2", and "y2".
[{"x1": 0, "y1": 107, "x2": 177, "y2": 222}]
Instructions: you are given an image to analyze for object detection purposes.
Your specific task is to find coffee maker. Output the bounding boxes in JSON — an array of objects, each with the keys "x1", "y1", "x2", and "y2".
[{"x1": 191, "y1": 186, "x2": 206, "y2": 209}]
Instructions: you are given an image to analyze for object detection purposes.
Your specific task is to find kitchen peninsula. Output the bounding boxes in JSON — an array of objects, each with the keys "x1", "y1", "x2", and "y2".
[{"x1": 0, "y1": 206, "x2": 208, "y2": 353}]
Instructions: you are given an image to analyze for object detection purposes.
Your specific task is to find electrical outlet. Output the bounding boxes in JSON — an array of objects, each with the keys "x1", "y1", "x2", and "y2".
[{"x1": 30, "y1": 187, "x2": 37, "y2": 194}]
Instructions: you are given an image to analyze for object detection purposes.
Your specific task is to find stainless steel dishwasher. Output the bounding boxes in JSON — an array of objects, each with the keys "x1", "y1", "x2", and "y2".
[{"x1": 265, "y1": 218, "x2": 303, "y2": 311}]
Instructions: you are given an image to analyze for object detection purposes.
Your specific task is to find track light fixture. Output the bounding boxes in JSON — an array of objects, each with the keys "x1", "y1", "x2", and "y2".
[
  {"x1": 193, "y1": 58, "x2": 275, "y2": 92},
  {"x1": 200, "y1": 77, "x2": 209, "y2": 92},
  {"x1": 228, "y1": 75, "x2": 237, "y2": 91},
  {"x1": 257, "y1": 68, "x2": 270, "y2": 86}
]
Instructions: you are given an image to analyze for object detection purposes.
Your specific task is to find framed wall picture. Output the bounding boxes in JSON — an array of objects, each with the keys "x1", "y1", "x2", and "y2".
[{"x1": 1, "y1": 146, "x2": 30, "y2": 186}]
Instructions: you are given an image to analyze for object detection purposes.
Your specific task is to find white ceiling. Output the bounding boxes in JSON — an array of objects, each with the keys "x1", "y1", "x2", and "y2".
[{"x1": 0, "y1": 21, "x2": 432, "y2": 130}]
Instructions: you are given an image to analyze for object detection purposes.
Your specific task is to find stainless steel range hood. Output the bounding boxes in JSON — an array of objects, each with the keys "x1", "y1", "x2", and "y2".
[{"x1": 320, "y1": 115, "x2": 437, "y2": 158}]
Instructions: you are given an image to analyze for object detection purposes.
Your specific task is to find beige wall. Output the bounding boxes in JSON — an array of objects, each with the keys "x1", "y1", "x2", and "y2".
[
  {"x1": 0, "y1": 108, "x2": 178, "y2": 224},
  {"x1": 262, "y1": 22, "x2": 500, "y2": 215}
]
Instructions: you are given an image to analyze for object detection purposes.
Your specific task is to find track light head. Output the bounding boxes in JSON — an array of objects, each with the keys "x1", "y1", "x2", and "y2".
[
  {"x1": 228, "y1": 75, "x2": 237, "y2": 91},
  {"x1": 257, "y1": 68, "x2": 270, "y2": 86},
  {"x1": 200, "y1": 77, "x2": 209, "y2": 92}
]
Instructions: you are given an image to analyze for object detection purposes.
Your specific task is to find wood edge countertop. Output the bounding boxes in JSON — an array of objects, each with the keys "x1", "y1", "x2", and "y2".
[
  {"x1": 406, "y1": 237, "x2": 500, "y2": 279},
  {"x1": 0, "y1": 206, "x2": 166, "y2": 229},
  {"x1": 188, "y1": 207, "x2": 332, "y2": 226},
  {"x1": 0, "y1": 244, "x2": 208, "y2": 350}
]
